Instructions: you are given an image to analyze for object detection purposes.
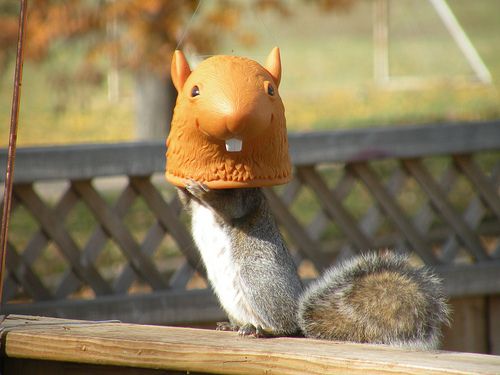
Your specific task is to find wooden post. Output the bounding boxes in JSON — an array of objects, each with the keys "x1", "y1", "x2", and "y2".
[
  {"x1": 373, "y1": 0, "x2": 390, "y2": 85},
  {"x1": 442, "y1": 297, "x2": 488, "y2": 354},
  {"x1": 428, "y1": 0, "x2": 492, "y2": 84},
  {"x1": 489, "y1": 296, "x2": 500, "y2": 355}
]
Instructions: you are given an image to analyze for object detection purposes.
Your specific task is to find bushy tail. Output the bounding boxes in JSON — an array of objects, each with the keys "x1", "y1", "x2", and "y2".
[{"x1": 297, "y1": 252, "x2": 450, "y2": 350}]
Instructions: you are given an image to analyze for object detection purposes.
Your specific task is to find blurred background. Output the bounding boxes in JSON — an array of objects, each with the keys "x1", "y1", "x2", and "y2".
[{"x1": 1, "y1": 0, "x2": 499, "y2": 146}]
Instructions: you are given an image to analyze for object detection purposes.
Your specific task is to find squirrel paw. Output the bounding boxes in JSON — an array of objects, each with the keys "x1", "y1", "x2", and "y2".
[
  {"x1": 238, "y1": 323, "x2": 269, "y2": 338},
  {"x1": 216, "y1": 321, "x2": 239, "y2": 332},
  {"x1": 185, "y1": 179, "x2": 210, "y2": 199}
]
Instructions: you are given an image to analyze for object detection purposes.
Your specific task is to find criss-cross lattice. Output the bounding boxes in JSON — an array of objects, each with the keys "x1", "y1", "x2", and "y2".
[
  {"x1": 4, "y1": 177, "x2": 200, "y2": 303},
  {"x1": 2, "y1": 122, "x2": 500, "y2": 324}
]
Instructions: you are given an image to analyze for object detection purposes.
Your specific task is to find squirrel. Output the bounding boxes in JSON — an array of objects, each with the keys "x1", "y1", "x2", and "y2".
[
  {"x1": 179, "y1": 186, "x2": 449, "y2": 349},
  {"x1": 168, "y1": 48, "x2": 450, "y2": 349}
]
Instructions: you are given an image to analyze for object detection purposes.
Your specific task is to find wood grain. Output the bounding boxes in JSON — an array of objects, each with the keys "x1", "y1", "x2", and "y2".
[{"x1": 2, "y1": 315, "x2": 500, "y2": 375}]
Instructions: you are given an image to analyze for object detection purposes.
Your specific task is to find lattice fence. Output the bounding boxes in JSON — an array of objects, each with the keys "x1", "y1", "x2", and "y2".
[{"x1": 1, "y1": 121, "x2": 499, "y2": 324}]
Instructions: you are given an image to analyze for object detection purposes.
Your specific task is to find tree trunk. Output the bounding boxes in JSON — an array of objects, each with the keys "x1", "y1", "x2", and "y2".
[{"x1": 134, "y1": 70, "x2": 176, "y2": 141}]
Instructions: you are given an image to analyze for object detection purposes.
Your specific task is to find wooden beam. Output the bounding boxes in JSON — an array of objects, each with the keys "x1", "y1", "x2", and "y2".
[
  {"x1": 0, "y1": 289, "x2": 224, "y2": 325},
  {"x1": 1, "y1": 315, "x2": 500, "y2": 375},
  {"x1": 71, "y1": 180, "x2": 167, "y2": 290},
  {"x1": 453, "y1": 155, "x2": 500, "y2": 221},
  {"x1": 289, "y1": 121, "x2": 500, "y2": 166},
  {"x1": 403, "y1": 159, "x2": 489, "y2": 261},
  {"x1": 297, "y1": 166, "x2": 373, "y2": 251},
  {"x1": 350, "y1": 162, "x2": 439, "y2": 265},
  {"x1": 435, "y1": 260, "x2": 500, "y2": 297},
  {"x1": 14, "y1": 184, "x2": 114, "y2": 296},
  {"x1": 129, "y1": 177, "x2": 203, "y2": 276},
  {"x1": 263, "y1": 187, "x2": 329, "y2": 271},
  {"x1": 441, "y1": 297, "x2": 488, "y2": 354}
]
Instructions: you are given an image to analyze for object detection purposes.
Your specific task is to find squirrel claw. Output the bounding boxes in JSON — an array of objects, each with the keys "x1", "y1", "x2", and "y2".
[
  {"x1": 216, "y1": 321, "x2": 238, "y2": 332},
  {"x1": 238, "y1": 323, "x2": 268, "y2": 338},
  {"x1": 185, "y1": 179, "x2": 210, "y2": 198}
]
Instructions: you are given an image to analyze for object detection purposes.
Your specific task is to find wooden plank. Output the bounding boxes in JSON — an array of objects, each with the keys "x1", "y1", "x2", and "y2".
[
  {"x1": 2, "y1": 315, "x2": 500, "y2": 375},
  {"x1": 263, "y1": 188, "x2": 329, "y2": 271},
  {"x1": 289, "y1": 121, "x2": 500, "y2": 166},
  {"x1": 22, "y1": 187, "x2": 79, "y2": 264},
  {"x1": 3, "y1": 358, "x2": 185, "y2": 375},
  {"x1": 0, "y1": 141, "x2": 165, "y2": 183},
  {"x1": 349, "y1": 162, "x2": 439, "y2": 265},
  {"x1": 0, "y1": 289, "x2": 224, "y2": 325},
  {"x1": 5, "y1": 244, "x2": 52, "y2": 300},
  {"x1": 113, "y1": 222, "x2": 166, "y2": 293},
  {"x1": 14, "y1": 184, "x2": 113, "y2": 296},
  {"x1": 435, "y1": 261, "x2": 500, "y2": 297},
  {"x1": 279, "y1": 176, "x2": 302, "y2": 206},
  {"x1": 454, "y1": 155, "x2": 500, "y2": 221},
  {"x1": 2, "y1": 122, "x2": 500, "y2": 183},
  {"x1": 129, "y1": 178, "x2": 203, "y2": 276},
  {"x1": 71, "y1": 180, "x2": 167, "y2": 290},
  {"x1": 358, "y1": 168, "x2": 406, "y2": 239},
  {"x1": 413, "y1": 166, "x2": 459, "y2": 262},
  {"x1": 403, "y1": 159, "x2": 489, "y2": 261},
  {"x1": 297, "y1": 166, "x2": 373, "y2": 251},
  {"x1": 440, "y1": 195, "x2": 486, "y2": 263},
  {"x1": 56, "y1": 185, "x2": 138, "y2": 298},
  {"x1": 442, "y1": 297, "x2": 488, "y2": 354},
  {"x1": 2, "y1": 260, "x2": 500, "y2": 325},
  {"x1": 413, "y1": 165, "x2": 457, "y2": 235},
  {"x1": 2, "y1": 275, "x2": 19, "y2": 303},
  {"x1": 8, "y1": 187, "x2": 79, "y2": 300},
  {"x1": 167, "y1": 261, "x2": 195, "y2": 289},
  {"x1": 306, "y1": 172, "x2": 355, "y2": 241},
  {"x1": 440, "y1": 162, "x2": 499, "y2": 262},
  {"x1": 489, "y1": 296, "x2": 500, "y2": 355}
]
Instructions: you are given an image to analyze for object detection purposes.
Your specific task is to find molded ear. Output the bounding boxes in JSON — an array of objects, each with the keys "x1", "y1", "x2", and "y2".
[
  {"x1": 171, "y1": 50, "x2": 191, "y2": 92},
  {"x1": 264, "y1": 47, "x2": 281, "y2": 87}
]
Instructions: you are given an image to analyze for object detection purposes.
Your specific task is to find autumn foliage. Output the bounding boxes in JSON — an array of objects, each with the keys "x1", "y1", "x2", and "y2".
[{"x1": 0, "y1": 0, "x2": 356, "y2": 77}]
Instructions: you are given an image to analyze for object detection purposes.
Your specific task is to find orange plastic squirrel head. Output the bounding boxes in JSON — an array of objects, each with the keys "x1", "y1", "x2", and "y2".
[{"x1": 165, "y1": 47, "x2": 292, "y2": 189}]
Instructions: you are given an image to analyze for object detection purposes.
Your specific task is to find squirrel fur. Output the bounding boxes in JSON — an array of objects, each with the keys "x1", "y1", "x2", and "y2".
[
  {"x1": 179, "y1": 186, "x2": 450, "y2": 349},
  {"x1": 169, "y1": 49, "x2": 449, "y2": 348}
]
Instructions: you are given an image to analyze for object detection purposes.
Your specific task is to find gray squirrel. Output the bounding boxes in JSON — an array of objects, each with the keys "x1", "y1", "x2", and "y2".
[
  {"x1": 167, "y1": 48, "x2": 450, "y2": 349},
  {"x1": 179, "y1": 185, "x2": 450, "y2": 349}
]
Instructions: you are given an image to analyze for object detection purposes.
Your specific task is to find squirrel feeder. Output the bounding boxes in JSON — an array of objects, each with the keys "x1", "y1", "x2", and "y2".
[{"x1": 165, "y1": 48, "x2": 292, "y2": 189}]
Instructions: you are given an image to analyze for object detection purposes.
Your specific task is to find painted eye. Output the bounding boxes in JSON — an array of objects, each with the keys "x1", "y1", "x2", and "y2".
[
  {"x1": 191, "y1": 85, "x2": 200, "y2": 97},
  {"x1": 267, "y1": 83, "x2": 275, "y2": 96}
]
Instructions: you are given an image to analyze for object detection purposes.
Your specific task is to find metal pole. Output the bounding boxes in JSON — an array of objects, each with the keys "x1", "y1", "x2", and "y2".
[{"x1": 0, "y1": 0, "x2": 28, "y2": 306}]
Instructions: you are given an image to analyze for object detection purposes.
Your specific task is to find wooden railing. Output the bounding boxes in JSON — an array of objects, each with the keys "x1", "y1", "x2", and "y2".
[
  {"x1": 1, "y1": 121, "x2": 499, "y2": 332},
  {"x1": 2, "y1": 315, "x2": 500, "y2": 375}
]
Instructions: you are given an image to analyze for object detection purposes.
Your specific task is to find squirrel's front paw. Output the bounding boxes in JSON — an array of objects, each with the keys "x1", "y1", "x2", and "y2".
[
  {"x1": 216, "y1": 321, "x2": 239, "y2": 332},
  {"x1": 185, "y1": 179, "x2": 210, "y2": 199},
  {"x1": 238, "y1": 323, "x2": 269, "y2": 338}
]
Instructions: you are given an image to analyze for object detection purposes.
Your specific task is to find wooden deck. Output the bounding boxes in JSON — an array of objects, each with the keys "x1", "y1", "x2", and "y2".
[{"x1": 1, "y1": 315, "x2": 500, "y2": 375}]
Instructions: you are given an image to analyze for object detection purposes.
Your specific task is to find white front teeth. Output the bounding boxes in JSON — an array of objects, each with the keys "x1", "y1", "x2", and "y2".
[{"x1": 225, "y1": 138, "x2": 243, "y2": 152}]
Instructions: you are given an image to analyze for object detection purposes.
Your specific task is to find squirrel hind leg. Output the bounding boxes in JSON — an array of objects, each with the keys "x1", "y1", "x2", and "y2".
[{"x1": 297, "y1": 252, "x2": 450, "y2": 350}]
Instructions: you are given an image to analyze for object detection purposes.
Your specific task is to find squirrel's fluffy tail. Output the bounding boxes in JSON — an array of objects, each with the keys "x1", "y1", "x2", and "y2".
[{"x1": 297, "y1": 252, "x2": 450, "y2": 349}]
